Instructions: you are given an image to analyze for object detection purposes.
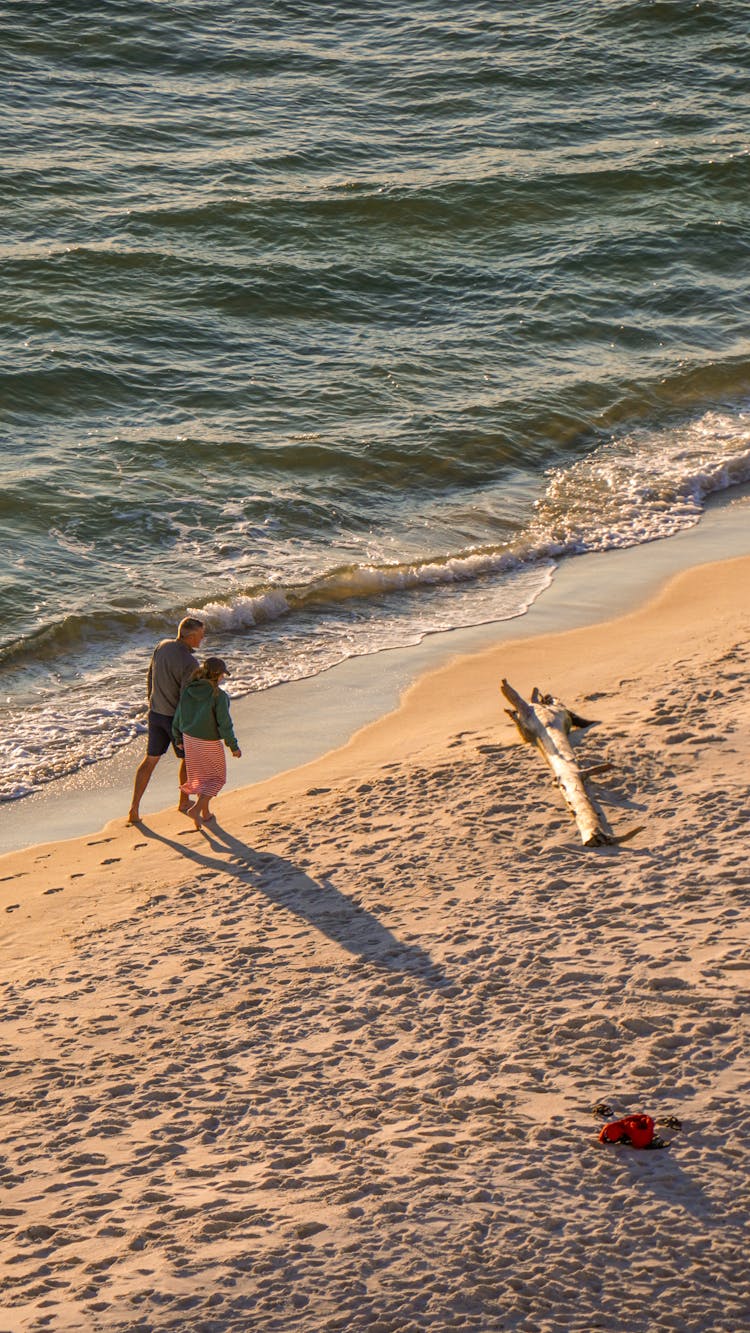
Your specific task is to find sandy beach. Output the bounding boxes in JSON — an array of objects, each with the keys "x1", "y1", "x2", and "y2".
[{"x1": 2, "y1": 553, "x2": 749, "y2": 1332}]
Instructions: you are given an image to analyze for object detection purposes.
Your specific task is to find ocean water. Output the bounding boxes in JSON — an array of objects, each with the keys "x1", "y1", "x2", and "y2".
[{"x1": 2, "y1": 0, "x2": 750, "y2": 802}]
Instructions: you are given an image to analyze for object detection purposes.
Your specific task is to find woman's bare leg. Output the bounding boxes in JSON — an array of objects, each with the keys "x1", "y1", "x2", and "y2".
[
  {"x1": 185, "y1": 794, "x2": 212, "y2": 828},
  {"x1": 178, "y1": 757, "x2": 191, "y2": 812},
  {"x1": 185, "y1": 798, "x2": 202, "y2": 829}
]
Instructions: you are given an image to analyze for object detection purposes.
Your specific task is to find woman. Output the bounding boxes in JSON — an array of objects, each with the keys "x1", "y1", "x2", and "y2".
[{"x1": 172, "y1": 657, "x2": 242, "y2": 827}]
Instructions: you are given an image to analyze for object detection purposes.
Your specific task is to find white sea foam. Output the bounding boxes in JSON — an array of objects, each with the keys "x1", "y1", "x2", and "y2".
[
  {"x1": 535, "y1": 409, "x2": 750, "y2": 553},
  {"x1": 196, "y1": 590, "x2": 291, "y2": 631},
  {"x1": 1, "y1": 702, "x2": 145, "y2": 803}
]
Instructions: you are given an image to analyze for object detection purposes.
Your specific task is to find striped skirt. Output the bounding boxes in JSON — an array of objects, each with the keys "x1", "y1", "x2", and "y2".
[{"x1": 181, "y1": 735, "x2": 227, "y2": 800}]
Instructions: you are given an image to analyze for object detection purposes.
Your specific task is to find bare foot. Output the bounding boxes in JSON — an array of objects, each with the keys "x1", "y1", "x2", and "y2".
[
  {"x1": 185, "y1": 802, "x2": 202, "y2": 829},
  {"x1": 178, "y1": 799, "x2": 191, "y2": 813},
  {"x1": 127, "y1": 810, "x2": 142, "y2": 825}
]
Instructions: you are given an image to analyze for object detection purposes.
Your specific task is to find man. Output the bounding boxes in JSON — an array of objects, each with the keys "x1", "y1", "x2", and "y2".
[{"x1": 128, "y1": 616, "x2": 206, "y2": 824}]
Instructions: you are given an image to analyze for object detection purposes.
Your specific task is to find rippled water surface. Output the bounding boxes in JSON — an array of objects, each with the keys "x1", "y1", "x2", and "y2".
[{"x1": 2, "y1": 0, "x2": 750, "y2": 798}]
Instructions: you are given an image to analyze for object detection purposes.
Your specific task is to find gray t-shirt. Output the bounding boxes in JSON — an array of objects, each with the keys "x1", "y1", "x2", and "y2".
[{"x1": 147, "y1": 638, "x2": 199, "y2": 715}]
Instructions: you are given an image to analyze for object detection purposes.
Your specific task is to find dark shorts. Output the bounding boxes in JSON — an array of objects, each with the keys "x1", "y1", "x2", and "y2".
[{"x1": 147, "y1": 710, "x2": 183, "y2": 758}]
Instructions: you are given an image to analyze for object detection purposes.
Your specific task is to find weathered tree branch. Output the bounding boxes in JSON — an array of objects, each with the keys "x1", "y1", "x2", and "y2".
[{"x1": 500, "y1": 679, "x2": 643, "y2": 847}]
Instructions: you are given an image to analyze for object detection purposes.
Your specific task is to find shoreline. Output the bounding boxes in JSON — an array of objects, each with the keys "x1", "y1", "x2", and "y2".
[
  {"x1": 4, "y1": 541, "x2": 749, "y2": 902},
  {"x1": 3, "y1": 481, "x2": 750, "y2": 859}
]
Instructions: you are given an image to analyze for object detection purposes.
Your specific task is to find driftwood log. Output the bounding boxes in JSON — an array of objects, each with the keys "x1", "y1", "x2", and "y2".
[{"x1": 500, "y1": 679, "x2": 642, "y2": 847}]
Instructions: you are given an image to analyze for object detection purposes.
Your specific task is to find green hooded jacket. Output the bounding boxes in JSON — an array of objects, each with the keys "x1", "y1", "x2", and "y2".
[{"x1": 172, "y1": 679, "x2": 239, "y2": 751}]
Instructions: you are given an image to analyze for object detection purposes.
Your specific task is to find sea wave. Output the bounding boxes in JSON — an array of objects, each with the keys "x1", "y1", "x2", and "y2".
[
  {"x1": 196, "y1": 407, "x2": 750, "y2": 629},
  {"x1": 3, "y1": 407, "x2": 749, "y2": 673}
]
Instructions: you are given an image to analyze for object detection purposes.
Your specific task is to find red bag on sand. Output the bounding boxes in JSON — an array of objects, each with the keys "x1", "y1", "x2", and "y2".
[{"x1": 599, "y1": 1114, "x2": 655, "y2": 1148}]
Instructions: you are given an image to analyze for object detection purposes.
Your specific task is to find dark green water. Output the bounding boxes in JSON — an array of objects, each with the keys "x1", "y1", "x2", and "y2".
[{"x1": 1, "y1": 0, "x2": 749, "y2": 798}]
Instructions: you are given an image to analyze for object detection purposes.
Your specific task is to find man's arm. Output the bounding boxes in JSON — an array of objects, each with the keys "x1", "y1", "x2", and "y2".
[
  {"x1": 179, "y1": 650, "x2": 198, "y2": 690},
  {"x1": 172, "y1": 699, "x2": 184, "y2": 750}
]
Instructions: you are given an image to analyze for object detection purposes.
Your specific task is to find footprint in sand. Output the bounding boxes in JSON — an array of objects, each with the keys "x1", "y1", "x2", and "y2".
[
  {"x1": 87, "y1": 837, "x2": 114, "y2": 846},
  {"x1": 101, "y1": 858, "x2": 121, "y2": 865},
  {"x1": 5, "y1": 904, "x2": 20, "y2": 912},
  {"x1": 44, "y1": 886, "x2": 65, "y2": 896}
]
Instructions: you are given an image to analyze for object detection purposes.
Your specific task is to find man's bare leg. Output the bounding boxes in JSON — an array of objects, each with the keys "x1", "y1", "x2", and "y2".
[{"x1": 128, "y1": 754, "x2": 160, "y2": 823}]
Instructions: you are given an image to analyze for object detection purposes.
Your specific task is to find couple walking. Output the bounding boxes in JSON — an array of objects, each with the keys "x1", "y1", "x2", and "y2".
[{"x1": 128, "y1": 617, "x2": 242, "y2": 828}]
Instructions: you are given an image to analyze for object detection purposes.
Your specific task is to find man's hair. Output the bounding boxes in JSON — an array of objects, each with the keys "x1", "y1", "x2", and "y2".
[{"x1": 178, "y1": 616, "x2": 205, "y2": 639}]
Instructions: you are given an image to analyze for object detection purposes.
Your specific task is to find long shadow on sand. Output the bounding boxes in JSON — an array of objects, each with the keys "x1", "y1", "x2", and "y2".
[
  {"x1": 611, "y1": 1146, "x2": 715, "y2": 1222},
  {"x1": 138, "y1": 819, "x2": 447, "y2": 988}
]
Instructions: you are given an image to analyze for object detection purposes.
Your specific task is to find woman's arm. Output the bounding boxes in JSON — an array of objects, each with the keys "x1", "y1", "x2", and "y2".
[{"x1": 215, "y1": 691, "x2": 240, "y2": 753}]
